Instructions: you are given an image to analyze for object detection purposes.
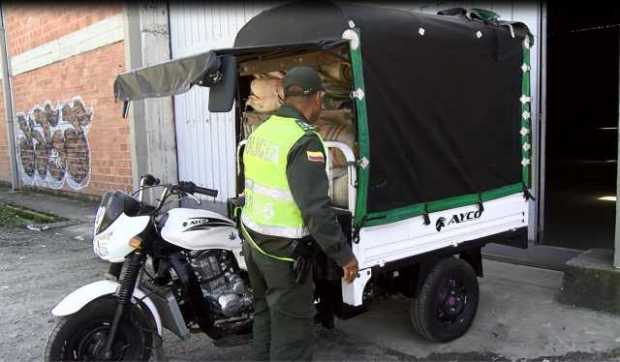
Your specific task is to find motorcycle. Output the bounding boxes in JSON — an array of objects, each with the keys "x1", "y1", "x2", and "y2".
[{"x1": 45, "y1": 174, "x2": 253, "y2": 361}]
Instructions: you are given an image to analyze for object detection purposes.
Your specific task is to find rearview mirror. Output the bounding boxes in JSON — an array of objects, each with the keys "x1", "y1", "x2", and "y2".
[{"x1": 208, "y1": 55, "x2": 237, "y2": 112}]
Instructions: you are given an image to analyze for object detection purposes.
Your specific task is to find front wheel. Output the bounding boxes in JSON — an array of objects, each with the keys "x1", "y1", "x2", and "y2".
[
  {"x1": 410, "y1": 257, "x2": 479, "y2": 342},
  {"x1": 44, "y1": 297, "x2": 154, "y2": 361}
]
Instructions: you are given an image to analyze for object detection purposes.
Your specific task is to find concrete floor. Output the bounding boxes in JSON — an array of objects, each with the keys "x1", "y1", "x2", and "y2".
[
  {"x1": 0, "y1": 187, "x2": 97, "y2": 224},
  {"x1": 2, "y1": 222, "x2": 619, "y2": 361},
  {"x1": 1, "y1": 188, "x2": 619, "y2": 361},
  {"x1": 336, "y1": 260, "x2": 620, "y2": 361}
]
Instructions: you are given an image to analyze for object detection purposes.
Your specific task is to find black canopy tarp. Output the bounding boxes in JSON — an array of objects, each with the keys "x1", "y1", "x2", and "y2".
[
  {"x1": 113, "y1": 1, "x2": 530, "y2": 224},
  {"x1": 113, "y1": 41, "x2": 345, "y2": 102},
  {"x1": 114, "y1": 51, "x2": 220, "y2": 102},
  {"x1": 235, "y1": 1, "x2": 530, "y2": 218}
]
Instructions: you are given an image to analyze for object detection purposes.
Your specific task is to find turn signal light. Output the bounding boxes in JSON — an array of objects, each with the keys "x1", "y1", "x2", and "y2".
[{"x1": 129, "y1": 236, "x2": 143, "y2": 250}]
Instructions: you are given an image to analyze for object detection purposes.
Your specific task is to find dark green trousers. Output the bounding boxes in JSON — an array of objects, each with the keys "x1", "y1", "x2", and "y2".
[{"x1": 243, "y1": 240, "x2": 314, "y2": 361}]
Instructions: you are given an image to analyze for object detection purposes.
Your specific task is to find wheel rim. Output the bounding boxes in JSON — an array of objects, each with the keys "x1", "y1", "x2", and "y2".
[
  {"x1": 436, "y1": 276, "x2": 468, "y2": 325},
  {"x1": 66, "y1": 322, "x2": 130, "y2": 361}
]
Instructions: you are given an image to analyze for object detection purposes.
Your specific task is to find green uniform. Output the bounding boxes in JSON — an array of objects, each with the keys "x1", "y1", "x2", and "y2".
[{"x1": 242, "y1": 105, "x2": 354, "y2": 361}]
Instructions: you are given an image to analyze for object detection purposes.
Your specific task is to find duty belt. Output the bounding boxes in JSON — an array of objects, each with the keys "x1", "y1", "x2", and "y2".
[
  {"x1": 240, "y1": 220, "x2": 314, "y2": 284},
  {"x1": 240, "y1": 222, "x2": 295, "y2": 263}
]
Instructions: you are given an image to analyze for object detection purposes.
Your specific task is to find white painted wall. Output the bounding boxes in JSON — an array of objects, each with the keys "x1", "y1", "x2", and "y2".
[{"x1": 7, "y1": 14, "x2": 124, "y2": 78}]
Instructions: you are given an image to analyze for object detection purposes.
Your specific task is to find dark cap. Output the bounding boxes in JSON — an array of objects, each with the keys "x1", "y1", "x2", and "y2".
[{"x1": 283, "y1": 66, "x2": 324, "y2": 97}]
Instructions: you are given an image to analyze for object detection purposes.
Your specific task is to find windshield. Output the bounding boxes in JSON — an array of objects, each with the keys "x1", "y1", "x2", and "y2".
[{"x1": 95, "y1": 192, "x2": 141, "y2": 235}]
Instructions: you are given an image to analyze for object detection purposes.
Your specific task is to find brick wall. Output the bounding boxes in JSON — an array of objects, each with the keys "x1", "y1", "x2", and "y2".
[
  {"x1": 5, "y1": 4, "x2": 123, "y2": 56},
  {"x1": 0, "y1": 5, "x2": 132, "y2": 196}
]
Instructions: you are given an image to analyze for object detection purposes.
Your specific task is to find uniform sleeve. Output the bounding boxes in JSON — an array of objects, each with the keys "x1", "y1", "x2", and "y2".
[{"x1": 286, "y1": 134, "x2": 355, "y2": 267}]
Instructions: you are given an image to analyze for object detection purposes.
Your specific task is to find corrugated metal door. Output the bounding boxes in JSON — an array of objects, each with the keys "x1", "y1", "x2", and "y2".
[{"x1": 169, "y1": 2, "x2": 279, "y2": 201}]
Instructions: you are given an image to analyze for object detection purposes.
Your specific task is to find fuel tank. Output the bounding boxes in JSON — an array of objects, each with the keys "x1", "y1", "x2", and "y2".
[{"x1": 160, "y1": 208, "x2": 241, "y2": 251}]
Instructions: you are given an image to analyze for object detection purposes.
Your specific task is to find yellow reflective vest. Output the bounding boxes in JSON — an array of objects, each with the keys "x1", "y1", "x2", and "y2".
[{"x1": 241, "y1": 114, "x2": 325, "y2": 239}]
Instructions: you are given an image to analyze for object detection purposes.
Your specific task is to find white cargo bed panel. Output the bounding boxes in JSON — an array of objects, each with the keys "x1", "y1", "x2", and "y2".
[
  {"x1": 342, "y1": 193, "x2": 528, "y2": 306},
  {"x1": 355, "y1": 193, "x2": 528, "y2": 269}
]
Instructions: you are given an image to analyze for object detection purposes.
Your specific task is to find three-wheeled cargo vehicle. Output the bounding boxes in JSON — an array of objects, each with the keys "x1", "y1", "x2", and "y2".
[{"x1": 45, "y1": 2, "x2": 534, "y2": 360}]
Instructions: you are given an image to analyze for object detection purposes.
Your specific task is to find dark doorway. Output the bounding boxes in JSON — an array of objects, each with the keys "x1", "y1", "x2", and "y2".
[{"x1": 543, "y1": 4, "x2": 620, "y2": 249}]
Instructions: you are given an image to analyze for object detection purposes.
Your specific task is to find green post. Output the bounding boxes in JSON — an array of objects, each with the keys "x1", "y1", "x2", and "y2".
[
  {"x1": 348, "y1": 27, "x2": 370, "y2": 228},
  {"x1": 521, "y1": 34, "x2": 533, "y2": 188}
]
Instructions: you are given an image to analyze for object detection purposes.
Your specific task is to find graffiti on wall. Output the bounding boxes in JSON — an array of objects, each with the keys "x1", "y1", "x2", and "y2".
[{"x1": 15, "y1": 97, "x2": 93, "y2": 190}]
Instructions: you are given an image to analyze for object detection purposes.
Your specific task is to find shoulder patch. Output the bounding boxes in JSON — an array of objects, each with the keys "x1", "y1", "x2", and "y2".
[
  {"x1": 295, "y1": 119, "x2": 315, "y2": 132},
  {"x1": 306, "y1": 150, "x2": 325, "y2": 163}
]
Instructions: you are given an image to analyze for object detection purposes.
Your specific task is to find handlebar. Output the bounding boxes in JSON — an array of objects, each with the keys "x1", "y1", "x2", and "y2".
[
  {"x1": 177, "y1": 181, "x2": 218, "y2": 198},
  {"x1": 137, "y1": 179, "x2": 219, "y2": 214},
  {"x1": 195, "y1": 185, "x2": 219, "y2": 198}
]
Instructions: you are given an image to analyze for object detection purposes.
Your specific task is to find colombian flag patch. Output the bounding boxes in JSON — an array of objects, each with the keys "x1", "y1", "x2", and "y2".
[{"x1": 306, "y1": 151, "x2": 325, "y2": 163}]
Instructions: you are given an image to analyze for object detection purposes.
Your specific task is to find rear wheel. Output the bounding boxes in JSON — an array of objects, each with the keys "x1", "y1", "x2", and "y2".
[
  {"x1": 410, "y1": 257, "x2": 479, "y2": 342},
  {"x1": 44, "y1": 297, "x2": 154, "y2": 361}
]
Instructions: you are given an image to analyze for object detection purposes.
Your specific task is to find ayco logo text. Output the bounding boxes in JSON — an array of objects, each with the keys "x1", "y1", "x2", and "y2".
[{"x1": 435, "y1": 210, "x2": 483, "y2": 232}]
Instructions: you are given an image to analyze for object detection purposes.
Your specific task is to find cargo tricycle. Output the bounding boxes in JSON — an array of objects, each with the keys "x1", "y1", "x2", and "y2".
[{"x1": 45, "y1": 2, "x2": 533, "y2": 360}]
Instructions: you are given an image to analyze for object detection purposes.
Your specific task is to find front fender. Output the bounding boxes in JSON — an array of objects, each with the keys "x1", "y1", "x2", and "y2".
[{"x1": 51, "y1": 280, "x2": 162, "y2": 335}]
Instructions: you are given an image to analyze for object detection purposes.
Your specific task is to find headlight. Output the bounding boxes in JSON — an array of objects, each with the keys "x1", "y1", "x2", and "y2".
[{"x1": 93, "y1": 231, "x2": 113, "y2": 260}]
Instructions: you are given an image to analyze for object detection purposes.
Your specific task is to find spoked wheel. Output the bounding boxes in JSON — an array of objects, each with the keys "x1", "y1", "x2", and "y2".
[
  {"x1": 410, "y1": 257, "x2": 479, "y2": 342},
  {"x1": 44, "y1": 297, "x2": 154, "y2": 361}
]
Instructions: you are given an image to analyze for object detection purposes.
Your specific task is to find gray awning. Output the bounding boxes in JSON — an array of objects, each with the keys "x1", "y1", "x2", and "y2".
[
  {"x1": 113, "y1": 40, "x2": 347, "y2": 104},
  {"x1": 114, "y1": 51, "x2": 220, "y2": 102}
]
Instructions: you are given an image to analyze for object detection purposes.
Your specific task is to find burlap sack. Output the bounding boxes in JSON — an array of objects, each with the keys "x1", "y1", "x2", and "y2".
[
  {"x1": 264, "y1": 71, "x2": 285, "y2": 79},
  {"x1": 247, "y1": 76, "x2": 284, "y2": 113},
  {"x1": 319, "y1": 62, "x2": 352, "y2": 83},
  {"x1": 319, "y1": 62, "x2": 353, "y2": 110},
  {"x1": 329, "y1": 166, "x2": 348, "y2": 208},
  {"x1": 316, "y1": 116, "x2": 354, "y2": 168},
  {"x1": 319, "y1": 109, "x2": 353, "y2": 127},
  {"x1": 242, "y1": 111, "x2": 272, "y2": 138}
]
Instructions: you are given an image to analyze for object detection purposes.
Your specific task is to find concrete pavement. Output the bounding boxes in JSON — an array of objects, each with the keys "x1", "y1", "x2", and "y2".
[
  {"x1": 0, "y1": 186, "x2": 98, "y2": 223},
  {"x1": 0, "y1": 187, "x2": 619, "y2": 361},
  {"x1": 336, "y1": 260, "x2": 620, "y2": 361}
]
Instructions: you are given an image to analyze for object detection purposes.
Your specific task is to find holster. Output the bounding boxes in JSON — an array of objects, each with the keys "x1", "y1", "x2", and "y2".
[{"x1": 288, "y1": 238, "x2": 316, "y2": 284}]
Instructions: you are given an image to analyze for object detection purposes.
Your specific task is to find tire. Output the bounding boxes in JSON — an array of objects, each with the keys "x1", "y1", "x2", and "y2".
[
  {"x1": 410, "y1": 257, "x2": 479, "y2": 342},
  {"x1": 44, "y1": 297, "x2": 154, "y2": 361}
]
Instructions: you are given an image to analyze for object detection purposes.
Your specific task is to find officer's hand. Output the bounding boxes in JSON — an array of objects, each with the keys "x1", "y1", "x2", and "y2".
[{"x1": 342, "y1": 257, "x2": 359, "y2": 283}]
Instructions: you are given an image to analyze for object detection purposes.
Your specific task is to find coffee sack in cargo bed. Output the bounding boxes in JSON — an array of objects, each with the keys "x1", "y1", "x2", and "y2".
[
  {"x1": 242, "y1": 60, "x2": 355, "y2": 207},
  {"x1": 15, "y1": 97, "x2": 92, "y2": 190}
]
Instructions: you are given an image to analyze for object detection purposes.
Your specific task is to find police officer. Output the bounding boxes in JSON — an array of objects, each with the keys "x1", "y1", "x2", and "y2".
[{"x1": 240, "y1": 66, "x2": 359, "y2": 361}]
